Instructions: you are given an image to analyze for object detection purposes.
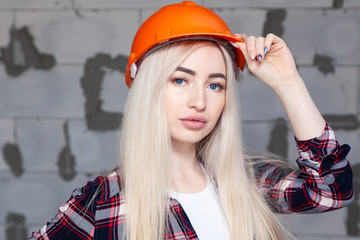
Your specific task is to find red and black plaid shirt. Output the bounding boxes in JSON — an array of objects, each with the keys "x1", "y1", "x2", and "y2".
[{"x1": 28, "y1": 123, "x2": 353, "y2": 239}]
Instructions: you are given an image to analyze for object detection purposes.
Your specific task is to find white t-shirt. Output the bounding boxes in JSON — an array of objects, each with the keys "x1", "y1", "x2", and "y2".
[{"x1": 169, "y1": 179, "x2": 230, "y2": 240}]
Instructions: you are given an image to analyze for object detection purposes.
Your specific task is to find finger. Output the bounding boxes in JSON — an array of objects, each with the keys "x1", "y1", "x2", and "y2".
[
  {"x1": 233, "y1": 41, "x2": 252, "y2": 65},
  {"x1": 264, "y1": 33, "x2": 278, "y2": 54},
  {"x1": 246, "y1": 35, "x2": 256, "y2": 60},
  {"x1": 255, "y1": 37, "x2": 265, "y2": 63},
  {"x1": 234, "y1": 33, "x2": 247, "y2": 42}
]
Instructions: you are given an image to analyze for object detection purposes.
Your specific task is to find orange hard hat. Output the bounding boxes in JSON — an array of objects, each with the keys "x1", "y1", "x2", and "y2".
[{"x1": 125, "y1": 1, "x2": 245, "y2": 87}]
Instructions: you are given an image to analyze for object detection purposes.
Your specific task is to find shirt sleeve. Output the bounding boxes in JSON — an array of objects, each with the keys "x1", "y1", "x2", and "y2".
[
  {"x1": 256, "y1": 122, "x2": 353, "y2": 214},
  {"x1": 27, "y1": 176, "x2": 104, "y2": 240}
]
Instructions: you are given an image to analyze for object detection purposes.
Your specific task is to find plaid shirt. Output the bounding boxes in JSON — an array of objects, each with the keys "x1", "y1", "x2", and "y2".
[{"x1": 28, "y1": 123, "x2": 353, "y2": 240}]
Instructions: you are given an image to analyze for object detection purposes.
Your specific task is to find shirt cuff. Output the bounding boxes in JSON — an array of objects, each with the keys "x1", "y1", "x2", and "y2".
[{"x1": 294, "y1": 122, "x2": 350, "y2": 165}]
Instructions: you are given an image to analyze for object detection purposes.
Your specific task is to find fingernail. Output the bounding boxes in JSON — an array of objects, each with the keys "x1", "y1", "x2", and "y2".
[
  {"x1": 258, "y1": 54, "x2": 263, "y2": 63},
  {"x1": 264, "y1": 46, "x2": 268, "y2": 55},
  {"x1": 250, "y1": 52, "x2": 256, "y2": 60}
]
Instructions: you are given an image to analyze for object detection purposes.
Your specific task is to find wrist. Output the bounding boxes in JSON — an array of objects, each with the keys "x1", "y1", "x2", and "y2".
[{"x1": 273, "y1": 74, "x2": 303, "y2": 98}]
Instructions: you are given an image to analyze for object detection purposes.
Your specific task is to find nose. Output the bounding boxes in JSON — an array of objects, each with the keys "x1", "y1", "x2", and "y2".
[{"x1": 188, "y1": 84, "x2": 206, "y2": 111}]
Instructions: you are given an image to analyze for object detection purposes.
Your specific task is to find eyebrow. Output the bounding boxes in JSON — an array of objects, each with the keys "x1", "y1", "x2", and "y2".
[
  {"x1": 175, "y1": 66, "x2": 226, "y2": 80},
  {"x1": 176, "y1": 66, "x2": 195, "y2": 75}
]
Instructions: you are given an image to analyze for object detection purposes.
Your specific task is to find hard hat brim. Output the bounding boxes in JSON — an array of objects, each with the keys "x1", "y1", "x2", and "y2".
[{"x1": 125, "y1": 34, "x2": 245, "y2": 88}]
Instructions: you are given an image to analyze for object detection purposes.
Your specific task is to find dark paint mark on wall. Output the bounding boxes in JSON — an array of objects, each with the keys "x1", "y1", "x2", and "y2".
[
  {"x1": 57, "y1": 121, "x2": 76, "y2": 181},
  {"x1": 324, "y1": 114, "x2": 359, "y2": 130},
  {"x1": 263, "y1": 9, "x2": 287, "y2": 37},
  {"x1": 0, "y1": 26, "x2": 56, "y2": 76},
  {"x1": 313, "y1": 54, "x2": 335, "y2": 75},
  {"x1": 6, "y1": 213, "x2": 27, "y2": 240},
  {"x1": 346, "y1": 163, "x2": 359, "y2": 236},
  {"x1": 81, "y1": 53, "x2": 127, "y2": 131},
  {"x1": 2, "y1": 143, "x2": 23, "y2": 177},
  {"x1": 333, "y1": 0, "x2": 344, "y2": 9},
  {"x1": 267, "y1": 118, "x2": 289, "y2": 159}
]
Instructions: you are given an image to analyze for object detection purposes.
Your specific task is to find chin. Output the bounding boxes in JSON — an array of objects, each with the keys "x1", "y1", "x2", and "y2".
[{"x1": 171, "y1": 132, "x2": 211, "y2": 145}]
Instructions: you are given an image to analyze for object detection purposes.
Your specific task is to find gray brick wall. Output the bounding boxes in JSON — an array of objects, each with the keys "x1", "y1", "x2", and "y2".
[{"x1": 0, "y1": 1, "x2": 359, "y2": 239}]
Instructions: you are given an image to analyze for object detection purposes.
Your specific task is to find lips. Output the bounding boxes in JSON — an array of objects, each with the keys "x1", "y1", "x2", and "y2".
[{"x1": 180, "y1": 116, "x2": 207, "y2": 130}]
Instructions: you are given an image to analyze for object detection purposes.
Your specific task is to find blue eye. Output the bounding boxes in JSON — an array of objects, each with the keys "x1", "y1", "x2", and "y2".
[
  {"x1": 173, "y1": 78, "x2": 186, "y2": 85},
  {"x1": 209, "y1": 83, "x2": 223, "y2": 91}
]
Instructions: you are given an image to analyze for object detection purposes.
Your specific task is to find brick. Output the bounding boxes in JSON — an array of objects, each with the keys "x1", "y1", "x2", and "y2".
[
  {"x1": 204, "y1": 0, "x2": 333, "y2": 8},
  {"x1": 16, "y1": 10, "x2": 139, "y2": 64},
  {"x1": 0, "y1": 227, "x2": 5, "y2": 240},
  {"x1": 74, "y1": 0, "x2": 203, "y2": 9},
  {"x1": 100, "y1": 68, "x2": 129, "y2": 113},
  {"x1": 0, "y1": 0, "x2": 72, "y2": 9},
  {"x1": 344, "y1": 0, "x2": 360, "y2": 7},
  {"x1": 0, "y1": 66, "x2": 85, "y2": 118},
  {"x1": 286, "y1": 208, "x2": 349, "y2": 237},
  {"x1": 17, "y1": 119, "x2": 65, "y2": 172},
  {"x1": 242, "y1": 121, "x2": 285, "y2": 155},
  {"x1": 242, "y1": 122, "x2": 271, "y2": 154},
  {"x1": 0, "y1": 12, "x2": 12, "y2": 48},
  {"x1": 299, "y1": 67, "x2": 358, "y2": 115},
  {"x1": 243, "y1": 120, "x2": 295, "y2": 159},
  {"x1": 237, "y1": 69, "x2": 287, "y2": 121},
  {"x1": 0, "y1": 119, "x2": 14, "y2": 171},
  {"x1": 68, "y1": 121, "x2": 119, "y2": 173},
  {"x1": 0, "y1": 172, "x2": 88, "y2": 227},
  {"x1": 282, "y1": 9, "x2": 360, "y2": 65},
  {"x1": 213, "y1": 8, "x2": 266, "y2": 36},
  {"x1": 0, "y1": 227, "x2": 4, "y2": 240},
  {"x1": 358, "y1": 67, "x2": 360, "y2": 120}
]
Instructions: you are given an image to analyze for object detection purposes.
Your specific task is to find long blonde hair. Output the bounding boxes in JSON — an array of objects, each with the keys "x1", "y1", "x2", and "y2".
[{"x1": 119, "y1": 41, "x2": 294, "y2": 240}]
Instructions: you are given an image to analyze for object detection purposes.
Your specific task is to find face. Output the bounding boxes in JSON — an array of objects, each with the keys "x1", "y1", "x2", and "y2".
[{"x1": 166, "y1": 43, "x2": 226, "y2": 146}]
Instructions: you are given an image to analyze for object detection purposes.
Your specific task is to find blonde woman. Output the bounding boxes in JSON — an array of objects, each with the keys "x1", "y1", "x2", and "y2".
[{"x1": 28, "y1": 2, "x2": 353, "y2": 240}]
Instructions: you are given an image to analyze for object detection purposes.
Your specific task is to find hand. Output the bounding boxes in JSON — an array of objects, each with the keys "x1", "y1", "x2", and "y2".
[
  {"x1": 232, "y1": 33, "x2": 299, "y2": 91},
  {"x1": 233, "y1": 34, "x2": 326, "y2": 140}
]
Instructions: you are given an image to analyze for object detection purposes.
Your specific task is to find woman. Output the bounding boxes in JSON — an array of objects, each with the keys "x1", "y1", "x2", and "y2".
[{"x1": 28, "y1": 2, "x2": 353, "y2": 240}]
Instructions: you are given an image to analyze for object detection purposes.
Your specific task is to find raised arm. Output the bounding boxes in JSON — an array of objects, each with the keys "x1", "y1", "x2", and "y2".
[
  {"x1": 233, "y1": 33, "x2": 324, "y2": 140},
  {"x1": 232, "y1": 33, "x2": 353, "y2": 213}
]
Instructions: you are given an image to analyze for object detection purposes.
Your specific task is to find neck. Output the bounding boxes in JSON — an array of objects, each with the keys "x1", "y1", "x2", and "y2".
[
  {"x1": 170, "y1": 141, "x2": 206, "y2": 193},
  {"x1": 170, "y1": 141, "x2": 197, "y2": 171}
]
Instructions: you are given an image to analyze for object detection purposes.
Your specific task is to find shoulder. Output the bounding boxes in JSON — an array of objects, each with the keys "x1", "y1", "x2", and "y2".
[
  {"x1": 71, "y1": 169, "x2": 123, "y2": 205},
  {"x1": 100, "y1": 169, "x2": 124, "y2": 202}
]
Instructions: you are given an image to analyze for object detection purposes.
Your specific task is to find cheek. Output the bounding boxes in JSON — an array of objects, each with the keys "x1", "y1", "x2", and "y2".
[
  {"x1": 215, "y1": 97, "x2": 226, "y2": 117},
  {"x1": 214, "y1": 100, "x2": 226, "y2": 125},
  {"x1": 165, "y1": 94, "x2": 180, "y2": 121},
  {"x1": 165, "y1": 98, "x2": 176, "y2": 117},
  {"x1": 208, "y1": 100, "x2": 225, "y2": 130}
]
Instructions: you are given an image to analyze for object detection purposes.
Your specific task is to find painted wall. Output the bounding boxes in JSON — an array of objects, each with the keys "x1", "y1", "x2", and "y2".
[{"x1": 0, "y1": 0, "x2": 359, "y2": 239}]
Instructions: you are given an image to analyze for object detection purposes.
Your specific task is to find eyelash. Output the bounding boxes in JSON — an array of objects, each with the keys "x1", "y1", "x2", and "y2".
[
  {"x1": 172, "y1": 78, "x2": 187, "y2": 86},
  {"x1": 208, "y1": 83, "x2": 224, "y2": 91},
  {"x1": 171, "y1": 77, "x2": 225, "y2": 92}
]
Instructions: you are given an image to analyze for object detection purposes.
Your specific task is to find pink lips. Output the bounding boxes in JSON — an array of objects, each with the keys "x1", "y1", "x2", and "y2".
[{"x1": 180, "y1": 116, "x2": 207, "y2": 130}]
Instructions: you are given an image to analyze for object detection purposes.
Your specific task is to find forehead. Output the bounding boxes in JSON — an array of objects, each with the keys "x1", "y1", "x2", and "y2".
[{"x1": 178, "y1": 43, "x2": 226, "y2": 73}]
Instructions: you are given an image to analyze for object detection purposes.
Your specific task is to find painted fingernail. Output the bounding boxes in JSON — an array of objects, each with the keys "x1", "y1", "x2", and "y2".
[
  {"x1": 250, "y1": 52, "x2": 256, "y2": 60},
  {"x1": 264, "y1": 46, "x2": 268, "y2": 55},
  {"x1": 258, "y1": 54, "x2": 263, "y2": 63}
]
